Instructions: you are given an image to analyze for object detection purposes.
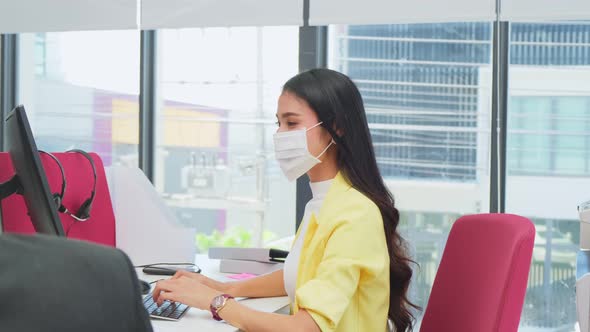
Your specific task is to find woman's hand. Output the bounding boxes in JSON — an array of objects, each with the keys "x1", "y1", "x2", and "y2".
[
  {"x1": 170, "y1": 269, "x2": 207, "y2": 282},
  {"x1": 152, "y1": 276, "x2": 221, "y2": 310},
  {"x1": 171, "y1": 270, "x2": 228, "y2": 293}
]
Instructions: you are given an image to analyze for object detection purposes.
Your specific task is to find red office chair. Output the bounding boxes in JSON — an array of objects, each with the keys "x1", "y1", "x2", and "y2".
[
  {"x1": 420, "y1": 213, "x2": 535, "y2": 332},
  {"x1": 0, "y1": 152, "x2": 116, "y2": 247}
]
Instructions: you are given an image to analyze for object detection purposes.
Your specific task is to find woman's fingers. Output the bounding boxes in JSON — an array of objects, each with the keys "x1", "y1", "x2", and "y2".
[
  {"x1": 156, "y1": 290, "x2": 178, "y2": 307},
  {"x1": 152, "y1": 279, "x2": 175, "y2": 305}
]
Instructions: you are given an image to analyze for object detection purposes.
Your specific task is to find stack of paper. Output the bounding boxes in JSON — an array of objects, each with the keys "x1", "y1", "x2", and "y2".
[{"x1": 208, "y1": 247, "x2": 288, "y2": 275}]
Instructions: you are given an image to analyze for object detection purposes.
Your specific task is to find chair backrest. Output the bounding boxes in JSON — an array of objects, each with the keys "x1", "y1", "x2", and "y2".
[
  {"x1": 0, "y1": 152, "x2": 116, "y2": 246},
  {"x1": 420, "y1": 213, "x2": 535, "y2": 332},
  {"x1": 0, "y1": 233, "x2": 152, "y2": 332}
]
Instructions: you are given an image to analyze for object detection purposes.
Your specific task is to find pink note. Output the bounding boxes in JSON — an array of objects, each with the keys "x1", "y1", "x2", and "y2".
[{"x1": 227, "y1": 273, "x2": 257, "y2": 280}]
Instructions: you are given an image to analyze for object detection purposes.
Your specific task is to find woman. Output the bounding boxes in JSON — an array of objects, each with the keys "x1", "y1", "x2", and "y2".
[{"x1": 153, "y1": 68, "x2": 417, "y2": 332}]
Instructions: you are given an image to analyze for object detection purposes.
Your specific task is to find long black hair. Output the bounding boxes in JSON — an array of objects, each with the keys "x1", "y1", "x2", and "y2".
[{"x1": 284, "y1": 68, "x2": 418, "y2": 331}]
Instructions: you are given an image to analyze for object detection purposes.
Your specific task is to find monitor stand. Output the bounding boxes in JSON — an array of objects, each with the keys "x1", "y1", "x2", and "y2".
[{"x1": 0, "y1": 175, "x2": 22, "y2": 234}]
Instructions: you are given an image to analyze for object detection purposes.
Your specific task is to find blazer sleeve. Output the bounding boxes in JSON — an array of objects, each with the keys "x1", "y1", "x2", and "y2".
[{"x1": 295, "y1": 203, "x2": 387, "y2": 332}]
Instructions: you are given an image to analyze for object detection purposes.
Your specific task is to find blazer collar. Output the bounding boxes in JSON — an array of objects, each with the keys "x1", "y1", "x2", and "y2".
[{"x1": 315, "y1": 171, "x2": 351, "y2": 225}]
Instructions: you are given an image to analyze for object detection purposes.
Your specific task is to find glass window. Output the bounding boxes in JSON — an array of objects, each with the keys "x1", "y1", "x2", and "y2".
[
  {"x1": 328, "y1": 22, "x2": 493, "y2": 318},
  {"x1": 554, "y1": 97, "x2": 588, "y2": 174},
  {"x1": 508, "y1": 97, "x2": 552, "y2": 174},
  {"x1": 155, "y1": 27, "x2": 299, "y2": 251},
  {"x1": 507, "y1": 22, "x2": 590, "y2": 331},
  {"x1": 18, "y1": 31, "x2": 140, "y2": 167}
]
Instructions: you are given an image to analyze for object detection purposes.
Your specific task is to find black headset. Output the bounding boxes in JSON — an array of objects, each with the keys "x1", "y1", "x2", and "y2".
[
  {"x1": 39, "y1": 149, "x2": 97, "y2": 222},
  {"x1": 39, "y1": 150, "x2": 66, "y2": 210}
]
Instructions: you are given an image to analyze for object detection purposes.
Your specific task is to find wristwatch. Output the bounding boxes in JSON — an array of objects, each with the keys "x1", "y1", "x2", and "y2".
[{"x1": 210, "y1": 294, "x2": 234, "y2": 321}]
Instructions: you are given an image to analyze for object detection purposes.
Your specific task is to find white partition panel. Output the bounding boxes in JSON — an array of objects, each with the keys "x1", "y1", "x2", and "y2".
[{"x1": 141, "y1": 0, "x2": 304, "y2": 29}]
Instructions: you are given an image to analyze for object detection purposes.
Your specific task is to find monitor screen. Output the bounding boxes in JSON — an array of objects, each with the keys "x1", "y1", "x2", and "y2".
[{"x1": 4, "y1": 105, "x2": 64, "y2": 236}]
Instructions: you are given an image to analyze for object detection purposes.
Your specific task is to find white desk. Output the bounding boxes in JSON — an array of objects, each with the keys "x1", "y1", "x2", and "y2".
[{"x1": 138, "y1": 255, "x2": 290, "y2": 332}]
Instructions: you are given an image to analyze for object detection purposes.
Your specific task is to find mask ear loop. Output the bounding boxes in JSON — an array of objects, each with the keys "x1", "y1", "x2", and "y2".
[
  {"x1": 310, "y1": 121, "x2": 336, "y2": 160},
  {"x1": 316, "y1": 139, "x2": 336, "y2": 159},
  {"x1": 306, "y1": 121, "x2": 323, "y2": 131}
]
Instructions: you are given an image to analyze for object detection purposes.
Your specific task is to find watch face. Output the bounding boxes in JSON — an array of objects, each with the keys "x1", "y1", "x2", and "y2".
[{"x1": 212, "y1": 295, "x2": 225, "y2": 308}]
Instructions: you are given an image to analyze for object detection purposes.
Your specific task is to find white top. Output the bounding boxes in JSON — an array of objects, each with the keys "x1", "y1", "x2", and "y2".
[{"x1": 283, "y1": 179, "x2": 333, "y2": 303}]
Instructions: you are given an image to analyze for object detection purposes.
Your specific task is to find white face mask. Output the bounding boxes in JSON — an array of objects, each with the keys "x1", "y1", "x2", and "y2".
[{"x1": 273, "y1": 122, "x2": 334, "y2": 182}]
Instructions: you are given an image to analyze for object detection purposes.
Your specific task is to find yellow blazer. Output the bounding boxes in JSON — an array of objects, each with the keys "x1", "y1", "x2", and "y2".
[{"x1": 292, "y1": 172, "x2": 390, "y2": 332}]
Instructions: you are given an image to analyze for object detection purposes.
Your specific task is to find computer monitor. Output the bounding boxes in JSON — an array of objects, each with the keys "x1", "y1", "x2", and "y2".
[{"x1": 0, "y1": 105, "x2": 64, "y2": 236}]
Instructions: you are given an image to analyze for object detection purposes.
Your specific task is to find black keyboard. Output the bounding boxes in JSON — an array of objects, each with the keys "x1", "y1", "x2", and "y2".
[{"x1": 143, "y1": 294, "x2": 189, "y2": 320}]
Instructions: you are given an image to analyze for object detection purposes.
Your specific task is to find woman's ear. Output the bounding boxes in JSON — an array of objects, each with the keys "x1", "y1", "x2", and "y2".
[{"x1": 332, "y1": 123, "x2": 344, "y2": 138}]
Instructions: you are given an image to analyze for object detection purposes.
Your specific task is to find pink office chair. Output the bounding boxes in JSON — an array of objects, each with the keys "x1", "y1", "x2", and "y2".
[{"x1": 420, "y1": 213, "x2": 535, "y2": 332}]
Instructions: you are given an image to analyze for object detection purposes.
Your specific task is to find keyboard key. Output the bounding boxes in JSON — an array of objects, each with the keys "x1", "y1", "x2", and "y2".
[
  {"x1": 161, "y1": 303, "x2": 176, "y2": 317},
  {"x1": 170, "y1": 309, "x2": 184, "y2": 319},
  {"x1": 146, "y1": 302, "x2": 158, "y2": 313}
]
